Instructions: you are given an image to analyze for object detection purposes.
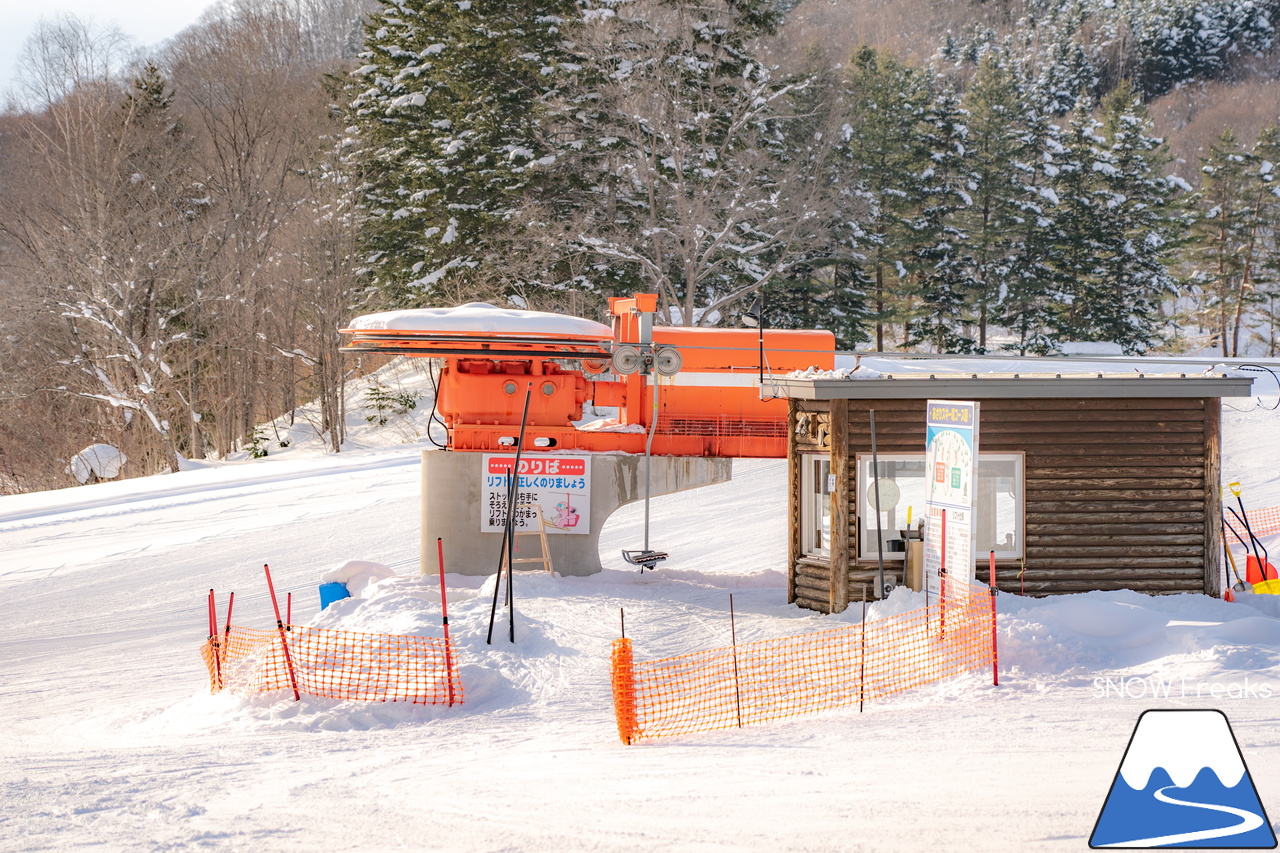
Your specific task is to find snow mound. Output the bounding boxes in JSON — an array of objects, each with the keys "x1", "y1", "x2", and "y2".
[
  {"x1": 66, "y1": 444, "x2": 127, "y2": 484},
  {"x1": 346, "y1": 302, "x2": 612, "y2": 339},
  {"x1": 318, "y1": 560, "x2": 398, "y2": 598},
  {"x1": 785, "y1": 365, "x2": 884, "y2": 380}
]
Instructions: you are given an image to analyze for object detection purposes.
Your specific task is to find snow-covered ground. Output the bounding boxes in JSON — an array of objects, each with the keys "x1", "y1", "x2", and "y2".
[{"x1": 3, "y1": 356, "x2": 1280, "y2": 851}]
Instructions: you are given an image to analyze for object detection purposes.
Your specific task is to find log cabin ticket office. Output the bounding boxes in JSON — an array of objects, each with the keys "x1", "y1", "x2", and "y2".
[{"x1": 776, "y1": 370, "x2": 1253, "y2": 598}]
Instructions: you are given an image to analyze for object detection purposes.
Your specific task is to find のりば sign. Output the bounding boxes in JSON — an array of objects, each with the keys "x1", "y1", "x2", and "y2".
[
  {"x1": 481, "y1": 455, "x2": 591, "y2": 535},
  {"x1": 923, "y1": 400, "x2": 979, "y2": 597}
]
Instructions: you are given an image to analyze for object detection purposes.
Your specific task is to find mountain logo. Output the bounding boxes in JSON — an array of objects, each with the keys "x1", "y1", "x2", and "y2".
[{"x1": 1090, "y1": 709, "x2": 1277, "y2": 849}]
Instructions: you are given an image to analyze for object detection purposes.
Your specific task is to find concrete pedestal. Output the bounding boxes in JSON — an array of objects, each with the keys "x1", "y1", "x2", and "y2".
[{"x1": 420, "y1": 450, "x2": 731, "y2": 577}]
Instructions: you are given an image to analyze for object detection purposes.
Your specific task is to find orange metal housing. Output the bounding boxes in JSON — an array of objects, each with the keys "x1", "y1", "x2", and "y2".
[{"x1": 340, "y1": 295, "x2": 835, "y2": 458}]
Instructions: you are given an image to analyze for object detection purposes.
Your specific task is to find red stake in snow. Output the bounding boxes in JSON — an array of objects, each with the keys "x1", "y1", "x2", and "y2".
[
  {"x1": 939, "y1": 510, "x2": 947, "y2": 638},
  {"x1": 990, "y1": 550, "x2": 999, "y2": 687},
  {"x1": 208, "y1": 589, "x2": 223, "y2": 690},
  {"x1": 222, "y1": 591, "x2": 235, "y2": 690},
  {"x1": 437, "y1": 537, "x2": 456, "y2": 706},
  {"x1": 263, "y1": 564, "x2": 301, "y2": 701}
]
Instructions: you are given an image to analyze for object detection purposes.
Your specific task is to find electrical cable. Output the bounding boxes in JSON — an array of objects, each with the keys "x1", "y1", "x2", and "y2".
[
  {"x1": 1231, "y1": 364, "x2": 1280, "y2": 412},
  {"x1": 425, "y1": 359, "x2": 448, "y2": 449}
]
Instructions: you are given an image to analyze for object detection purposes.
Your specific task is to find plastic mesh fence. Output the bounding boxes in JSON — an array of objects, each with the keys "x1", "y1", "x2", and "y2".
[
  {"x1": 201, "y1": 624, "x2": 462, "y2": 705},
  {"x1": 611, "y1": 583, "x2": 994, "y2": 743},
  {"x1": 1226, "y1": 505, "x2": 1280, "y2": 541}
]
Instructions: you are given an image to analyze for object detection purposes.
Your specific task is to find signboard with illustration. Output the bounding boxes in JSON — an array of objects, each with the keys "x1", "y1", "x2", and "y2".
[
  {"x1": 923, "y1": 400, "x2": 979, "y2": 597},
  {"x1": 481, "y1": 455, "x2": 591, "y2": 534}
]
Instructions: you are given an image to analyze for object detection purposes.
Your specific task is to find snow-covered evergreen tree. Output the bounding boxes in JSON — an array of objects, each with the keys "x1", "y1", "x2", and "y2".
[
  {"x1": 1083, "y1": 83, "x2": 1187, "y2": 352},
  {"x1": 948, "y1": 51, "x2": 1041, "y2": 351},
  {"x1": 348, "y1": 0, "x2": 581, "y2": 306},
  {"x1": 561, "y1": 0, "x2": 826, "y2": 326},
  {"x1": 1191, "y1": 127, "x2": 1280, "y2": 355},
  {"x1": 837, "y1": 46, "x2": 934, "y2": 350}
]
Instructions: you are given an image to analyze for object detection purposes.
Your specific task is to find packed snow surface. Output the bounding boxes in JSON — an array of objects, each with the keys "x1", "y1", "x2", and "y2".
[
  {"x1": 3, "y1": 354, "x2": 1280, "y2": 851},
  {"x1": 345, "y1": 302, "x2": 613, "y2": 339}
]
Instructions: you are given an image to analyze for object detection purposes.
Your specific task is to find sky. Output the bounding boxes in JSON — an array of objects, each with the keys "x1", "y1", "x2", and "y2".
[{"x1": 0, "y1": 0, "x2": 219, "y2": 99}]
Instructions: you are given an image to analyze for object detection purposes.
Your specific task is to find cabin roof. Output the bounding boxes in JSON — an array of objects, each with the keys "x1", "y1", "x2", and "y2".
[{"x1": 771, "y1": 371, "x2": 1254, "y2": 400}]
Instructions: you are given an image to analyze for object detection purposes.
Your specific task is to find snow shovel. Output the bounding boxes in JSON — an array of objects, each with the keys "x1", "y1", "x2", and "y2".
[
  {"x1": 1227, "y1": 483, "x2": 1277, "y2": 585},
  {"x1": 1221, "y1": 510, "x2": 1250, "y2": 597},
  {"x1": 1227, "y1": 505, "x2": 1274, "y2": 585}
]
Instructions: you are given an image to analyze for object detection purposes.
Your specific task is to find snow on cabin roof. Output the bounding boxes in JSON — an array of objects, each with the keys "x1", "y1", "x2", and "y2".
[
  {"x1": 345, "y1": 303, "x2": 613, "y2": 340},
  {"x1": 771, "y1": 369, "x2": 1255, "y2": 399}
]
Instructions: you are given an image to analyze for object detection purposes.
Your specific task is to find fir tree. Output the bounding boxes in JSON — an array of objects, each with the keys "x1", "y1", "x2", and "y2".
[
  {"x1": 837, "y1": 46, "x2": 933, "y2": 350},
  {"x1": 950, "y1": 51, "x2": 1042, "y2": 352},
  {"x1": 1189, "y1": 127, "x2": 1280, "y2": 355},
  {"x1": 1083, "y1": 83, "x2": 1186, "y2": 352},
  {"x1": 348, "y1": 0, "x2": 581, "y2": 305}
]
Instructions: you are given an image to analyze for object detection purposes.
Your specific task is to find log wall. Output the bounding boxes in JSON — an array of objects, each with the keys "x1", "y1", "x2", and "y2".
[{"x1": 788, "y1": 397, "x2": 1221, "y2": 613}]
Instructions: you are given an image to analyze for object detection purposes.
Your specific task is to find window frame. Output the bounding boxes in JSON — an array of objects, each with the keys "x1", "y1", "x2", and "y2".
[
  {"x1": 854, "y1": 451, "x2": 1025, "y2": 563},
  {"x1": 799, "y1": 452, "x2": 832, "y2": 559}
]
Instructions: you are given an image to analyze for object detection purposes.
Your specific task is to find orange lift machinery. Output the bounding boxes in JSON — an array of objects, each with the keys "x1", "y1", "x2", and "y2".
[{"x1": 340, "y1": 293, "x2": 835, "y2": 458}]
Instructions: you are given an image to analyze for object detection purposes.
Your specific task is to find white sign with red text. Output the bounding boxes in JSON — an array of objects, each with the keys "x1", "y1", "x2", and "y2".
[{"x1": 481, "y1": 455, "x2": 591, "y2": 534}]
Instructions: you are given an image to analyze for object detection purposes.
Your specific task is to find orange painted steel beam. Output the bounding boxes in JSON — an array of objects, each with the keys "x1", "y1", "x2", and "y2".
[{"x1": 340, "y1": 294, "x2": 835, "y2": 458}]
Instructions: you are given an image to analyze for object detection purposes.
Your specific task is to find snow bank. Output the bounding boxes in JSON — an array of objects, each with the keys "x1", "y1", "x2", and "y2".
[
  {"x1": 785, "y1": 365, "x2": 884, "y2": 380},
  {"x1": 318, "y1": 559, "x2": 398, "y2": 598},
  {"x1": 346, "y1": 302, "x2": 613, "y2": 339},
  {"x1": 66, "y1": 444, "x2": 127, "y2": 484}
]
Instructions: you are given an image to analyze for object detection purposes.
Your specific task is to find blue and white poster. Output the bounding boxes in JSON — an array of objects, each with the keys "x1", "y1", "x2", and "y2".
[
  {"x1": 923, "y1": 400, "x2": 979, "y2": 597},
  {"x1": 1090, "y1": 709, "x2": 1277, "y2": 848}
]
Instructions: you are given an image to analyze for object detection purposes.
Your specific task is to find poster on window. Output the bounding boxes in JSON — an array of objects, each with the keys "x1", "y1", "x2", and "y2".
[
  {"x1": 923, "y1": 400, "x2": 979, "y2": 598},
  {"x1": 481, "y1": 455, "x2": 591, "y2": 534}
]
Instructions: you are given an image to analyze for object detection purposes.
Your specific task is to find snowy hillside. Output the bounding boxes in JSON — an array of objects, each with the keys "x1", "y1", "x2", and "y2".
[{"x1": 3, "y1": 356, "x2": 1280, "y2": 851}]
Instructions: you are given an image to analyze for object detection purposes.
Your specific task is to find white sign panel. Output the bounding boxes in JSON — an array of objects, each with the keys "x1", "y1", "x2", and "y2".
[
  {"x1": 923, "y1": 400, "x2": 979, "y2": 598},
  {"x1": 481, "y1": 455, "x2": 591, "y2": 534}
]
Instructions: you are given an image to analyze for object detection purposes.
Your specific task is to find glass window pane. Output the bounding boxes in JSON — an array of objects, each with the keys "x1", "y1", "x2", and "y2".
[{"x1": 856, "y1": 453, "x2": 1022, "y2": 561}]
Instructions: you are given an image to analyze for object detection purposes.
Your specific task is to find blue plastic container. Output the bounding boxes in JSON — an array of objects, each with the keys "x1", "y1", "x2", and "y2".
[{"x1": 318, "y1": 582, "x2": 351, "y2": 610}]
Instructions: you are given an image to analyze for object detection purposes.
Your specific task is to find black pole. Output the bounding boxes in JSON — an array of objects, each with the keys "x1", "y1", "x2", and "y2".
[
  {"x1": 870, "y1": 409, "x2": 886, "y2": 599},
  {"x1": 758, "y1": 303, "x2": 765, "y2": 395},
  {"x1": 620, "y1": 607, "x2": 626, "y2": 640},
  {"x1": 487, "y1": 384, "x2": 533, "y2": 644},
  {"x1": 730, "y1": 593, "x2": 743, "y2": 728}
]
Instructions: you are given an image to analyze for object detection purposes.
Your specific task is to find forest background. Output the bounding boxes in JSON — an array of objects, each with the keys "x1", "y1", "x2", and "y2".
[{"x1": 1, "y1": 0, "x2": 1278, "y2": 492}]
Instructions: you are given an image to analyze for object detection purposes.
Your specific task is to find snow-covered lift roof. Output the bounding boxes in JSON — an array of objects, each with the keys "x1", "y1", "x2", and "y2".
[
  {"x1": 344, "y1": 302, "x2": 613, "y2": 341},
  {"x1": 772, "y1": 371, "x2": 1254, "y2": 400}
]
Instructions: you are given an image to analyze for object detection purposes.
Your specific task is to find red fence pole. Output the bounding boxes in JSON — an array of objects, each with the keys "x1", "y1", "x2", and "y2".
[
  {"x1": 939, "y1": 510, "x2": 947, "y2": 638},
  {"x1": 221, "y1": 591, "x2": 235, "y2": 691},
  {"x1": 263, "y1": 564, "x2": 301, "y2": 701},
  {"x1": 208, "y1": 589, "x2": 223, "y2": 690},
  {"x1": 437, "y1": 537, "x2": 456, "y2": 706},
  {"x1": 989, "y1": 550, "x2": 999, "y2": 686},
  {"x1": 991, "y1": 585, "x2": 1000, "y2": 687}
]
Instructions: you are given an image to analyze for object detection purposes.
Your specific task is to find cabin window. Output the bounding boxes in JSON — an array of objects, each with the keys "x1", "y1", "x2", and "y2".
[
  {"x1": 800, "y1": 454, "x2": 832, "y2": 558},
  {"x1": 855, "y1": 453, "x2": 1024, "y2": 562}
]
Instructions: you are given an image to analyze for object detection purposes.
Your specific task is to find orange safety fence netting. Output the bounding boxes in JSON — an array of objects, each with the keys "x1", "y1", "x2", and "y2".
[
  {"x1": 611, "y1": 583, "x2": 995, "y2": 744},
  {"x1": 1225, "y1": 505, "x2": 1280, "y2": 542},
  {"x1": 201, "y1": 624, "x2": 462, "y2": 705}
]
